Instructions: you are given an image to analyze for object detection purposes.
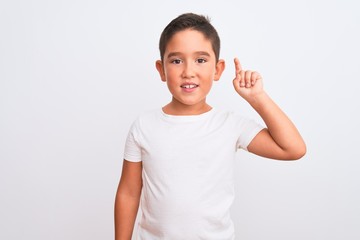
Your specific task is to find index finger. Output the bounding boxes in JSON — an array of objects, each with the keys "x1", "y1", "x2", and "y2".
[{"x1": 234, "y1": 57, "x2": 242, "y2": 74}]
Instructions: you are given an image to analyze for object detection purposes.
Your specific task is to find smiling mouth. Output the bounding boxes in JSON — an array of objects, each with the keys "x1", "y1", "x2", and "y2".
[{"x1": 181, "y1": 84, "x2": 199, "y2": 89}]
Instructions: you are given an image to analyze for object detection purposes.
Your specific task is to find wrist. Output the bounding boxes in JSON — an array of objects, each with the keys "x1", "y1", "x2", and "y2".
[{"x1": 247, "y1": 91, "x2": 270, "y2": 107}]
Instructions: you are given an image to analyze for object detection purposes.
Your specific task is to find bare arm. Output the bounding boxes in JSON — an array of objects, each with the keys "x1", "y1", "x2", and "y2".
[
  {"x1": 114, "y1": 160, "x2": 142, "y2": 240},
  {"x1": 233, "y1": 58, "x2": 306, "y2": 160}
]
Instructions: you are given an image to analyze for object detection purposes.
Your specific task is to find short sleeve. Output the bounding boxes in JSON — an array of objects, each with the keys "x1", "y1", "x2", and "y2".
[
  {"x1": 123, "y1": 121, "x2": 142, "y2": 162},
  {"x1": 235, "y1": 116, "x2": 264, "y2": 151}
]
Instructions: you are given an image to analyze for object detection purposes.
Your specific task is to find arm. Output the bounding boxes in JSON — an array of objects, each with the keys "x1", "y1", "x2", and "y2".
[
  {"x1": 233, "y1": 58, "x2": 306, "y2": 160},
  {"x1": 114, "y1": 160, "x2": 142, "y2": 240}
]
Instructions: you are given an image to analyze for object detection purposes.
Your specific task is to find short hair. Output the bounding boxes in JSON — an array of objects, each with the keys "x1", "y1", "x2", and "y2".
[{"x1": 159, "y1": 13, "x2": 221, "y2": 62}]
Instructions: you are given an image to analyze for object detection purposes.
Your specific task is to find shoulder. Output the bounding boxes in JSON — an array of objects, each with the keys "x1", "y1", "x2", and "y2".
[
  {"x1": 129, "y1": 108, "x2": 162, "y2": 131},
  {"x1": 211, "y1": 108, "x2": 250, "y2": 123},
  {"x1": 132, "y1": 108, "x2": 161, "y2": 123},
  {"x1": 213, "y1": 108, "x2": 264, "y2": 133}
]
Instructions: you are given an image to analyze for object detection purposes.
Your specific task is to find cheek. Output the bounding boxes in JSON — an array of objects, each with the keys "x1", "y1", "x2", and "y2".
[
  {"x1": 164, "y1": 64, "x2": 180, "y2": 75},
  {"x1": 204, "y1": 67, "x2": 217, "y2": 80},
  {"x1": 167, "y1": 68, "x2": 178, "y2": 77},
  {"x1": 205, "y1": 80, "x2": 214, "y2": 89}
]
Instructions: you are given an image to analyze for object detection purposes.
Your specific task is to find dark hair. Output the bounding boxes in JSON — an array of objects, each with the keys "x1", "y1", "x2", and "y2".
[{"x1": 159, "y1": 13, "x2": 221, "y2": 62}]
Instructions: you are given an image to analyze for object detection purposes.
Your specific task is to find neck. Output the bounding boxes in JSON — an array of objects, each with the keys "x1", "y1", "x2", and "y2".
[{"x1": 162, "y1": 99, "x2": 212, "y2": 116}]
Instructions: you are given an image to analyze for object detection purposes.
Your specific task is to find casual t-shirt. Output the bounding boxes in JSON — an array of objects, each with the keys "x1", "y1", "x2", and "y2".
[{"x1": 124, "y1": 108, "x2": 264, "y2": 240}]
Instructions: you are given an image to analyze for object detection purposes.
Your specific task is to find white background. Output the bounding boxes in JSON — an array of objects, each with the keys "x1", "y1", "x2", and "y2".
[{"x1": 1, "y1": 0, "x2": 359, "y2": 239}]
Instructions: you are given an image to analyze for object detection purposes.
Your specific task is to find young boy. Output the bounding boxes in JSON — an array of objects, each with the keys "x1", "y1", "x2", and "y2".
[{"x1": 114, "y1": 13, "x2": 306, "y2": 240}]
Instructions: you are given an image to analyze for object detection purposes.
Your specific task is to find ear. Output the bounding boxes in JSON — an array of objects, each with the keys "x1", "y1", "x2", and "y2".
[
  {"x1": 155, "y1": 60, "x2": 166, "y2": 82},
  {"x1": 214, "y1": 59, "x2": 225, "y2": 81}
]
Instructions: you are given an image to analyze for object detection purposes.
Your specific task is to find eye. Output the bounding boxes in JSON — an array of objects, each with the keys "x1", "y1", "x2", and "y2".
[
  {"x1": 196, "y1": 58, "x2": 207, "y2": 63},
  {"x1": 171, "y1": 59, "x2": 182, "y2": 64}
]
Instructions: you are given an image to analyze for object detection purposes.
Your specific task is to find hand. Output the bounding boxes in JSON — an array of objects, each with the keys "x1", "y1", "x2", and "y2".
[{"x1": 232, "y1": 58, "x2": 264, "y2": 102}]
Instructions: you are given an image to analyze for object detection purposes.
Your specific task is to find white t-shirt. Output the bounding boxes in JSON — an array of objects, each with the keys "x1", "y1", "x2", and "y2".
[{"x1": 124, "y1": 108, "x2": 264, "y2": 240}]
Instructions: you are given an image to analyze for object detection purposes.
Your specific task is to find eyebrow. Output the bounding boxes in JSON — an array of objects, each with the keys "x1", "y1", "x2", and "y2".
[{"x1": 166, "y1": 51, "x2": 211, "y2": 59}]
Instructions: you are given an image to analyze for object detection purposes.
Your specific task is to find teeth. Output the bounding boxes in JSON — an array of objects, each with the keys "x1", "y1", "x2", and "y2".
[{"x1": 182, "y1": 84, "x2": 198, "y2": 89}]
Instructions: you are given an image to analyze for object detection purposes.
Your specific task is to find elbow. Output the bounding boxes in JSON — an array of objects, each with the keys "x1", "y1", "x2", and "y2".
[
  {"x1": 287, "y1": 143, "x2": 307, "y2": 160},
  {"x1": 290, "y1": 150, "x2": 306, "y2": 160}
]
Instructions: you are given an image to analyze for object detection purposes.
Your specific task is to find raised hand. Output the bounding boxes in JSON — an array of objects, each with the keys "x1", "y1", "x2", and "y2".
[
  {"x1": 231, "y1": 58, "x2": 306, "y2": 160},
  {"x1": 232, "y1": 58, "x2": 264, "y2": 102}
]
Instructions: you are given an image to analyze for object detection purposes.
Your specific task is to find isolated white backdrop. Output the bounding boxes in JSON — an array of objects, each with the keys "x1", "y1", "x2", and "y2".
[{"x1": 1, "y1": 0, "x2": 359, "y2": 239}]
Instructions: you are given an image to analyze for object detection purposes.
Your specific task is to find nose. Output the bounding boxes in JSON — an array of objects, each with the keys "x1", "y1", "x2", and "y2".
[{"x1": 181, "y1": 62, "x2": 195, "y2": 79}]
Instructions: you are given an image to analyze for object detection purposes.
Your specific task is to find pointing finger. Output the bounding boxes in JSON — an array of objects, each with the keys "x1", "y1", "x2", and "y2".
[{"x1": 234, "y1": 58, "x2": 242, "y2": 75}]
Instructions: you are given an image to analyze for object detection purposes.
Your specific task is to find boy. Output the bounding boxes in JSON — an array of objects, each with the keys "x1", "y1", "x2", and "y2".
[{"x1": 114, "y1": 13, "x2": 306, "y2": 240}]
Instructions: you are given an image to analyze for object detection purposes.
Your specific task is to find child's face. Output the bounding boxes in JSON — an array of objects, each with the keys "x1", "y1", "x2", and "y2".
[{"x1": 156, "y1": 29, "x2": 224, "y2": 111}]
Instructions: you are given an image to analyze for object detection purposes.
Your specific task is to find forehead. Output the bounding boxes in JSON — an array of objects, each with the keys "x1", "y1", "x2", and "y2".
[{"x1": 164, "y1": 29, "x2": 214, "y2": 57}]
